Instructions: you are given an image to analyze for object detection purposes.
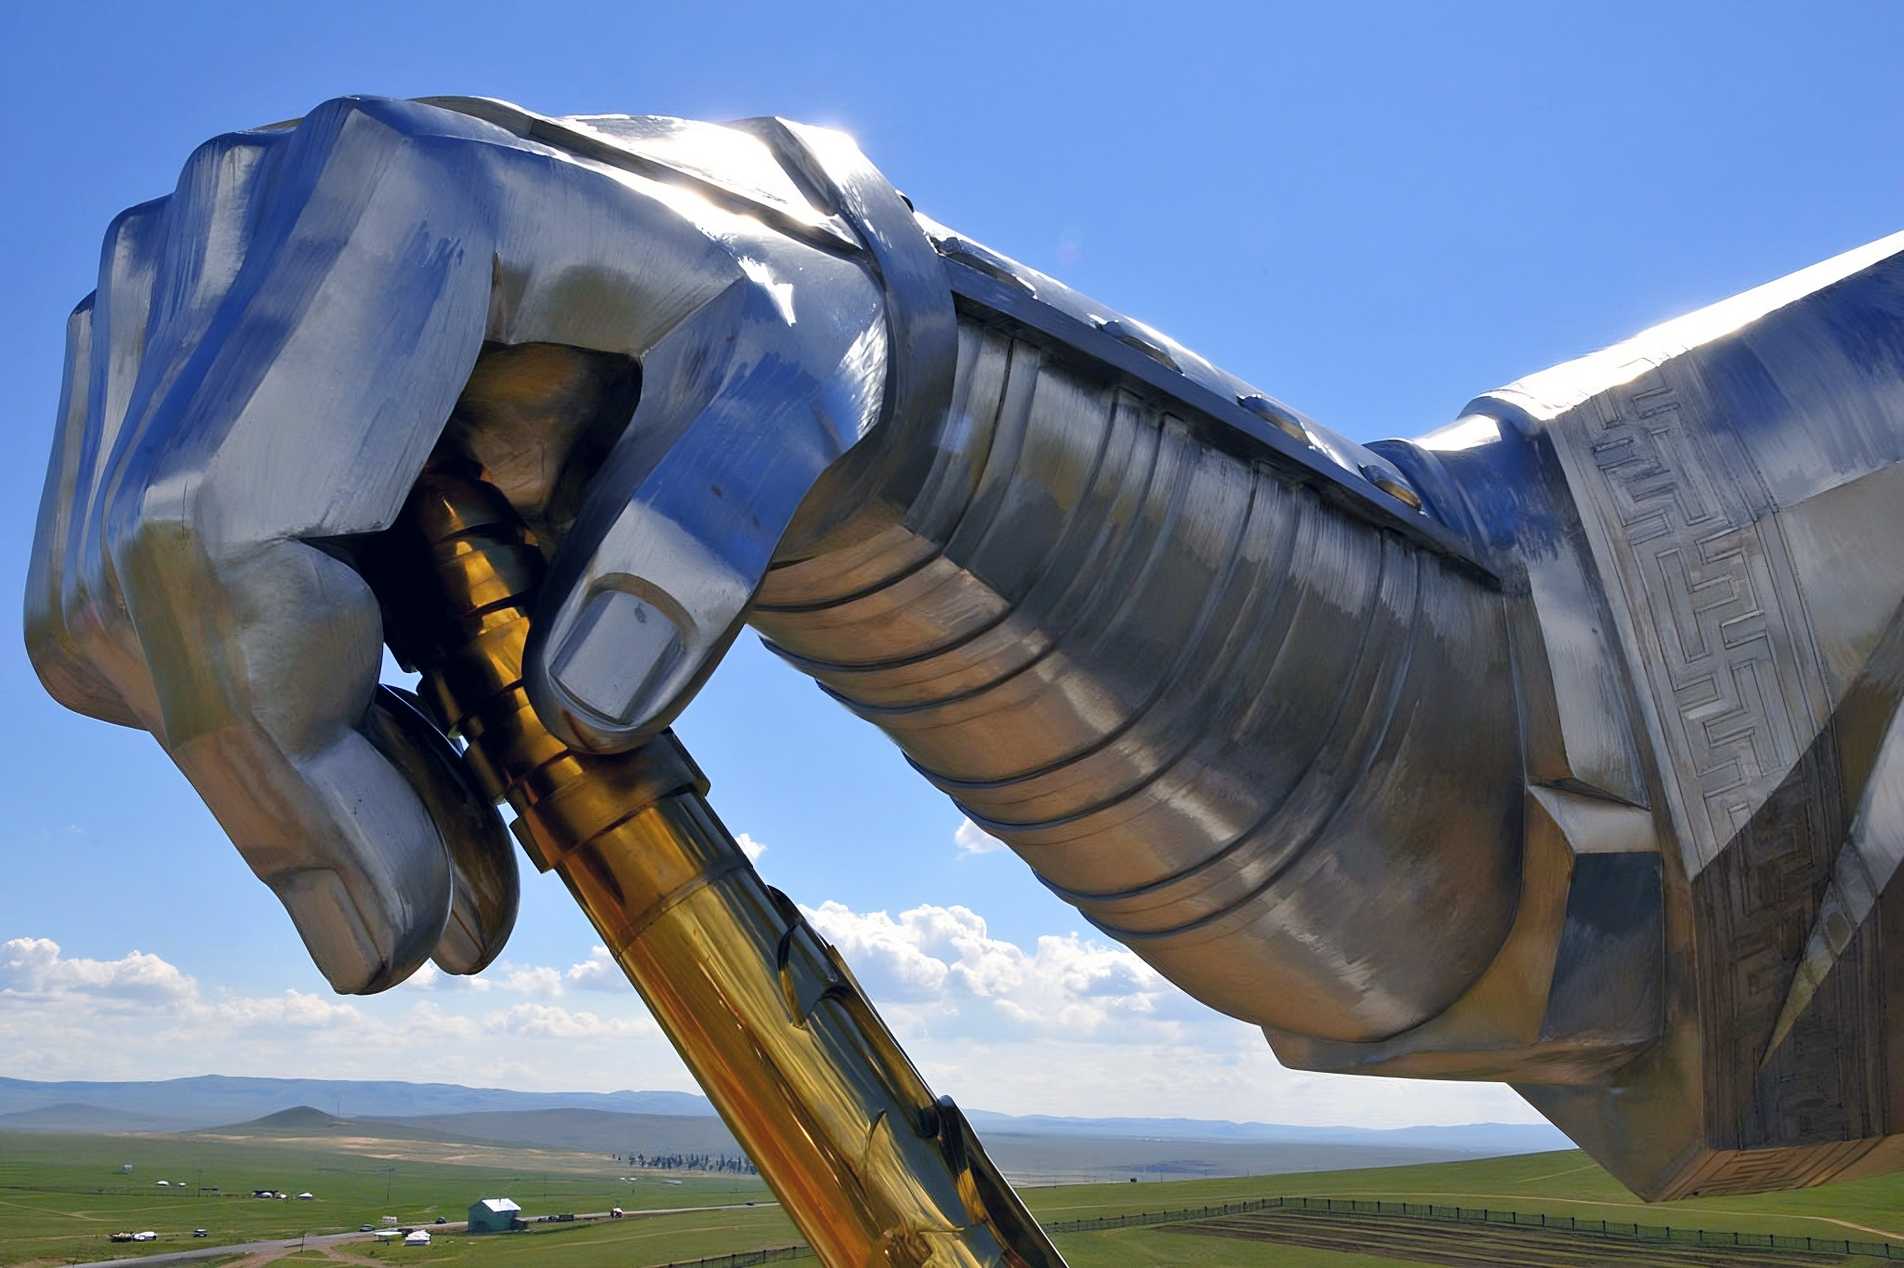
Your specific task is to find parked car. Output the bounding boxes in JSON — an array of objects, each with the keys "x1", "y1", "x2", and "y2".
[
  {"x1": 109, "y1": 1233, "x2": 134, "y2": 1243},
  {"x1": 360, "y1": 1224, "x2": 375, "y2": 1232},
  {"x1": 132, "y1": 1231, "x2": 157, "y2": 1242},
  {"x1": 193, "y1": 1228, "x2": 208, "y2": 1238},
  {"x1": 434, "y1": 1216, "x2": 447, "y2": 1225}
]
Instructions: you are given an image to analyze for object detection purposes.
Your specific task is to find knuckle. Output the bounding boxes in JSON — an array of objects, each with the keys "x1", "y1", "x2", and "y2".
[{"x1": 99, "y1": 196, "x2": 167, "y2": 256}]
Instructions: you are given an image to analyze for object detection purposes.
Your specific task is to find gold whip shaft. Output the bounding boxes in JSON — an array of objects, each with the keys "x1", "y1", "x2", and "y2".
[{"x1": 378, "y1": 467, "x2": 1064, "y2": 1268}]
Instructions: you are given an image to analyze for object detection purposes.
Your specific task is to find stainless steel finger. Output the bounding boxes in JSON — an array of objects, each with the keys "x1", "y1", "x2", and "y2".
[
  {"x1": 363, "y1": 686, "x2": 518, "y2": 975},
  {"x1": 25, "y1": 297, "x2": 131, "y2": 725},
  {"x1": 518, "y1": 116, "x2": 921, "y2": 753}
]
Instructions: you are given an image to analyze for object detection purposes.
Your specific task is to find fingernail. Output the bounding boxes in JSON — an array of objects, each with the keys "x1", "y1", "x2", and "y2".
[
  {"x1": 549, "y1": 589, "x2": 684, "y2": 727},
  {"x1": 269, "y1": 868, "x2": 391, "y2": 994}
]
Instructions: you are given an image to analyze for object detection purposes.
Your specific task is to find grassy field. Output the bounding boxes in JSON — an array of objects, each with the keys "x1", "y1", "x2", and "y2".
[
  {"x1": 1246, "y1": 1149, "x2": 1904, "y2": 1243},
  {"x1": 0, "y1": 1129, "x2": 768, "y2": 1265},
  {"x1": 335, "y1": 1217, "x2": 1406, "y2": 1267},
  {"x1": 6, "y1": 1132, "x2": 1904, "y2": 1266},
  {"x1": 319, "y1": 1203, "x2": 1405, "y2": 1267},
  {"x1": 338, "y1": 1206, "x2": 802, "y2": 1264},
  {"x1": 1054, "y1": 1228, "x2": 1417, "y2": 1267}
]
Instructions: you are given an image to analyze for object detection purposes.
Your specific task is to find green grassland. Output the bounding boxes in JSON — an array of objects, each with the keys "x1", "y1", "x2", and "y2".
[
  {"x1": 5, "y1": 1132, "x2": 1904, "y2": 1266},
  {"x1": 1054, "y1": 1230, "x2": 1426, "y2": 1267},
  {"x1": 0, "y1": 1129, "x2": 768, "y2": 1264},
  {"x1": 351, "y1": 1217, "x2": 1404, "y2": 1267},
  {"x1": 1249, "y1": 1149, "x2": 1904, "y2": 1242}
]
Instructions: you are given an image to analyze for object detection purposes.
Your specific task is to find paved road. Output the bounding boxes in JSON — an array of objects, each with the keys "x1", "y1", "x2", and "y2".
[{"x1": 71, "y1": 1201, "x2": 777, "y2": 1267}]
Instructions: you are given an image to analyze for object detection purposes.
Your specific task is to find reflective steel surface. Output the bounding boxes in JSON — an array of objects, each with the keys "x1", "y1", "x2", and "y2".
[{"x1": 24, "y1": 94, "x2": 1904, "y2": 1206}]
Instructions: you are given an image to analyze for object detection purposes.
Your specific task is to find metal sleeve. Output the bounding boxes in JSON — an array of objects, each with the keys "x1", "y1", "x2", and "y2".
[{"x1": 754, "y1": 316, "x2": 1525, "y2": 1043}]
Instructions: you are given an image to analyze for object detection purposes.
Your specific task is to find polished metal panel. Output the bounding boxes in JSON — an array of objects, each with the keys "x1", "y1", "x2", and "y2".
[
  {"x1": 24, "y1": 95, "x2": 1904, "y2": 1208},
  {"x1": 752, "y1": 320, "x2": 1522, "y2": 1043}
]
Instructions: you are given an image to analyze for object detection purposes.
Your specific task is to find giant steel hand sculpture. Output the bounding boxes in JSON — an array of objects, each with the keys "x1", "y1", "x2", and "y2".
[{"x1": 25, "y1": 98, "x2": 1904, "y2": 1250}]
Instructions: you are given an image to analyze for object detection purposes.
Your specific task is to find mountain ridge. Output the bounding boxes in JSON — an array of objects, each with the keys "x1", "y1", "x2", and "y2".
[{"x1": 0, "y1": 1075, "x2": 1568, "y2": 1154}]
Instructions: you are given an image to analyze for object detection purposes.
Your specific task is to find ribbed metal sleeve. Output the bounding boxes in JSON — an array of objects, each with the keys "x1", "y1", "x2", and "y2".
[{"x1": 753, "y1": 319, "x2": 1523, "y2": 1043}]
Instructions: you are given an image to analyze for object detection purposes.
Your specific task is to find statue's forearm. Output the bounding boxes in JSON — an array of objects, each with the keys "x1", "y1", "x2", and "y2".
[
  {"x1": 749, "y1": 211, "x2": 1904, "y2": 1205},
  {"x1": 753, "y1": 303, "x2": 1524, "y2": 1045}
]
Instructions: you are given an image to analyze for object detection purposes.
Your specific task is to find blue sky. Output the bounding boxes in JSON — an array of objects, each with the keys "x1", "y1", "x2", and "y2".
[{"x1": 1, "y1": 1, "x2": 1899, "y2": 1125}]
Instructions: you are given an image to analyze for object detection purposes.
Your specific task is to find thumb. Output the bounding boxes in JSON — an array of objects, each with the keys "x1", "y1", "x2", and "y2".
[{"x1": 525, "y1": 119, "x2": 957, "y2": 753}]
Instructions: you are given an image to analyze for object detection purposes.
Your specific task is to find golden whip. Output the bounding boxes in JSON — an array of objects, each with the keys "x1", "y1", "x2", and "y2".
[{"x1": 374, "y1": 465, "x2": 1064, "y2": 1268}]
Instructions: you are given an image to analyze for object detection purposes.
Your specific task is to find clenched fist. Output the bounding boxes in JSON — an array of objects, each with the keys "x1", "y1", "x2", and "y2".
[{"x1": 25, "y1": 96, "x2": 946, "y2": 992}]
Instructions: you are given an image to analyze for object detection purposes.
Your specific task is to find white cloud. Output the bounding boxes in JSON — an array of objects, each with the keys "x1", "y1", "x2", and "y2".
[
  {"x1": 493, "y1": 965, "x2": 565, "y2": 997},
  {"x1": 401, "y1": 1001, "x2": 480, "y2": 1041},
  {"x1": 565, "y1": 945, "x2": 622, "y2": 993},
  {"x1": 735, "y1": 833, "x2": 768, "y2": 863},
  {"x1": 0, "y1": 939, "x2": 359, "y2": 1030},
  {"x1": 0, "y1": 924, "x2": 1544, "y2": 1129},
  {"x1": 953, "y1": 818, "x2": 1004, "y2": 857},
  {"x1": 406, "y1": 950, "x2": 631, "y2": 999},
  {"x1": 0, "y1": 936, "x2": 671, "y2": 1092},
  {"x1": 790, "y1": 900, "x2": 1544, "y2": 1126},
  {"x1": 209, "y1": 989, "x2": 363, "y2": 1030},
  {"x1": 801, "y1": 901, "x2": 1167, "y2": 1037},
  {"x1": 0, "y1": 936, "x2": 196, "y2": 1001},
  {"x1": 485, "y1": 1002, "x2": 654, "y2": 1040}
]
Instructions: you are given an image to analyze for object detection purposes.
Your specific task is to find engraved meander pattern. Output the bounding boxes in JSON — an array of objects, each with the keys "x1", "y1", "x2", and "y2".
[
  {"x1": 752, "y1": 320, "x2": 1525, "y2": 1044},
  {"x1": 1553, "y1": 360, "x2": 1883, "y2": 1195},
  {"x1": 1578, "y1": 366, "x2": 1822, "y2": 873}
]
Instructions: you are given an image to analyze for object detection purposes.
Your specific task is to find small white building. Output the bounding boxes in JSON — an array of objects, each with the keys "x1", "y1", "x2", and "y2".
[{"x1": 403, "y1": 1229, "x2": 432, "y2": 1246}]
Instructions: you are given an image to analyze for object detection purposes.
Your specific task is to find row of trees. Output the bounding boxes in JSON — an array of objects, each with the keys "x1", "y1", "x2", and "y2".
[{"x1": 616, "y1": 1152, "x2": 758, "y2": 1175}]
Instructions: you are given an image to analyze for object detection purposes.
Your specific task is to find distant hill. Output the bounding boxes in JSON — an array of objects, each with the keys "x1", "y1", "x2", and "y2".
[
  {"x1": 0, "y1": 1075, "x2": 1568, "y2": 1157},
  {"x1": 0, "y1": 1075, "x2": 714, "y2": 1129},
  {"x1": 208, "y1": 1105, "x2": 488, "y2": 1145},
  {"x1": 368, "y1": 1107, "x2": 744, "y2": 1156},
  {"x1": 215, "y1": 1105, "x2": 1532, "y2": 1182},
  {"x1": 0, "y1": 1101, "x2": 194, "y2": 1133},
  {"x1": 238, "y1": 1105, "x2": 349, "y2": 1130}
]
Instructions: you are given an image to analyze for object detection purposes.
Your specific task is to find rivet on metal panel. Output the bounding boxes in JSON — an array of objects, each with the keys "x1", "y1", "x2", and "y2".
[
  {"x1": 935, "y1": 236, "x2": 1036, "y2": 296},
  {"x1": 1095, "y1": 317, "x2": 1179, "y2": 371},
  {"x1": 1237, "y1": 393, "x2": 1311, "y2": 446},
  {"x1": 1362, "y1": 463, "x2": 1424, "y2": 510}
]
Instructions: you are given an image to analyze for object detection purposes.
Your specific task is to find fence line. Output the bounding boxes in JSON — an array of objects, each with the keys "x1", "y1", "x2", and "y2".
[
  {"x1": 648, "y1": 1247, "x2": 811, "y2": 1267},
  {"x1": 1048, "y1": 1195, "x2": 1904, "y2": 1259},
  {"x1": 645, "y1": 1195, "x2": 1904, "y2": 1265}
]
